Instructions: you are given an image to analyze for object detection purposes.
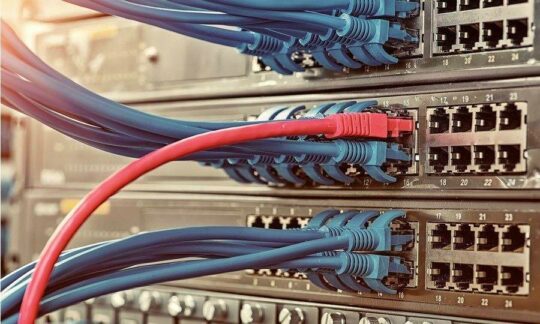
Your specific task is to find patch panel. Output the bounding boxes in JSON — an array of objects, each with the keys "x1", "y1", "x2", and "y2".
[
  {"x1": 426, "y1": 102, "x2": 527, "y2": 175},
  {"x1": 21, "y1": 82, "x2": 539, "y2": 193},
  {"x1": 15, "y1": 192, "x2": 540, "y2": 323}
]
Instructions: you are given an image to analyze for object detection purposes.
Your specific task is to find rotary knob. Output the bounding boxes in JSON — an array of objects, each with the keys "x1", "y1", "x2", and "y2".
[
  {"x1": 278, "y1": 307, "x2": 305, "y2": 324},
  {"x1": 138, "y1": 291, "x2": 162, "y2": 312},
  {"x1": 202, "y1": 299, "x2": 228, "y2": 321},
  {"x1": 168, "y1": 295, "x2": 196, "y2": 317},
  {"x1": 321, "y1": 311, "x2": 346, "y2": 324},
  {"x1": 359, "y1": 317, "x2": 391, "y2": 324},
  {"x1": 111, "y1": 290, "x2": 134, "y2": 309},
  {"x1": 240, "y1": 303, "x2": 264, "y2": 323}
]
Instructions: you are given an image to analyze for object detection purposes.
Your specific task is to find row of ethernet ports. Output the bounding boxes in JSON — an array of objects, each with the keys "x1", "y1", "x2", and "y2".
[
  {"x1": 436, "y1": 19, "x2": 530, "y2": 53},
  {"x1": 437, "y1": 0, "x2": 528, "y2": 13},
  {"x1": 428, "y1": 103, "x2": 526, "y2": 134},
  {"x1": 428, "y1": 223, "x2": 528, "y2": 252},
  {"x1": 428, "y1": 262, "x2": 528, "y2": 295},
  {"x1": 427, "y1": 144, "x2": 525, "y2": 174}
]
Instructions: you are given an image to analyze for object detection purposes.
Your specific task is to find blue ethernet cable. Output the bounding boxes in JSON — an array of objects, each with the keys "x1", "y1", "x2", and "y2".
[
  {"x1": 3, "y1": 236, "x2": 351, "y2": 322},
  {"x1": 2, "y1": 241, "x2": 343, "y2": 317}
]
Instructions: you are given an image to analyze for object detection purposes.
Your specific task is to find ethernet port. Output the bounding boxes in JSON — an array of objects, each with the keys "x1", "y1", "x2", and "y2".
[
  {"x1": 474, "y1": 145, "x2": 496, "y2": 172},
  {"x1": 499, "y1": 103, "x2": 522, "y2": 130},
  {"x1": 483, "y1": 0, "x2": 502, "y2": 7},
  {"x1": 498, "y1": 145, "x2": 521, "y2": 172},
  {"x1": 451, "y1": 146, "x2": 472, "y2": 173},
  {"x1": 250, "y1": 216, "x2": 265, "y2": 228},
  {"x1": 268, "y1": 217, "x2": 283, "y2": 229},
  {"x1": 430, "y1": 223, "x2": 451, "y2": 249},
  {"x1": 477, "y1": 224, "x2": 499, "y2": 251},
  {"x1": 476, "y1": 265, "x2": 498, "y2": 292},
  {"x1": 501, "y1": 225, "x2": 526, "y2": 252},
  {"x1": 475, "y1": 105, "x2": 496, "y2": 131},
  {"x1": 501, "y1": 266, "x2": 524, "y2": 293},
  {"x1": 460, "y1": 0, "x2": 479, "y2": 10},
  {"x1": 430, "y1": 262, "x2": 451, "y2": 288},
  {"x1": 459, "y1": 24, "x2": 480, "y2": 50},
  {"x1": 483, "y1": 21, "x2": 504, "y2": 48},
  {"x1": 428, "y1": 147, "x2": 449, "y2": 173},
  {"x1": 452, "y1": 263, "x2": 474, "y2": 290},
  {"x1": 451, "y1": 107, "x2": 473, "y2": 132},
  {"x1": 287, "y1": 217, "x2": 302, "y2": 229},
  {"x1": 453, "y1": 224, "x2": 475, "y2": 250},
  {"x1": 429, "y1": 108, "x2": 450, "y2": 133},
  {"x1": 507, "y1": 19, "x2": 528, "y2": 46},
  {"x1": 437, "y1": 0, "x2": 457, "y2": 12},
  {"x1": 436, "y1": 27, "x2": 457, "y2": 52}
]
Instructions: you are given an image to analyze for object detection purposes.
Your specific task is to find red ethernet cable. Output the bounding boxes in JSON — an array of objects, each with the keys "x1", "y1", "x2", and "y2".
[{"x1": 19, "y1": 113, "x2": 394, "y2": 322}]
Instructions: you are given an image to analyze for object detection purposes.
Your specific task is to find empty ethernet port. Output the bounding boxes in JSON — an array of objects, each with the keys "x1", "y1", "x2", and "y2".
[
  {"x1": 429, "y1": 108, "x2": 450, "y2": 133},
  {"x1": 483, "y1": 0, "x2": 502, "y2": 7},
  {"x1": 483, "y1": 21, "x2": 504, "y2": 48},
  {"x1": 268, "y1": 217, "x2": 283, "y2": 229},
  {"x1": 453, "y1": 224, "x2": 475, "y2": 250},
  {"x1": 459, "y1": 24, "x2": 480, "y2": 50},
  {"x1": 477, "y1": 224, "x2": 499, "y2": 251},
  {"x1": 452, "y1": 263, "x2": 474, "y2": 290},
  {"x1": 474, "y1": 145, "x2": 496, "y2": 172},
  {"x1": 452, "y1": 107, "x2": 473, "y2": 132},
  {"x1": 498, "y1": 145, "x2": 521, "y2": 172},
  {"x1": 475, "y1": 105, "x2": 496, "y2": 131},
  {"x1": 437, "y1": 0, "x2": 457, "y2": 12},
  {"x1": 428, "y1": 147, "x2": 449, "y2": 173},
  {"x1": 476, "y1": 265, "x2": 498, "y2": 292},
  {"x1": 451, "y1": 146, "x2": 472, "y2": 173},
  {"x1": 499, "y1": 103, "x2": 522, "y2": 130},
  {"x1": 501, "y1": 266, "x2": 524, "y2": 293},
  {"x1": 436, "y1": 27, "x2": 457, "y2": 52},
  {"x1": 501, "y1": 225, "x2": 526, "y2": 252},
  {"x1": 430, "y1": 262, "x2": 451, "y2": 288},
  {"x1": 249, "y1": 216, "x2": 265, "y2": 228},
  {"x1": 507, "y1": 19, "x2": 529, "y2": 46},
  {"x1": 430, "y1": 224, "x2": 452, "y2": 249},
  {"x1": 460, "y1": 0, "x2": 479, "y2": 10}
]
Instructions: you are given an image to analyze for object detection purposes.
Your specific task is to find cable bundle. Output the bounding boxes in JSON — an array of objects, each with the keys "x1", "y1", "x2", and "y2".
[
  {"x1": 1, "y1": 210, "x2": 412, "y2": 322},
  {"x1": 1, "y1": 21, "x2": 413, "y2": 186},
  {"x1": 0, "y1": 22, "x2": 417, "y2": 322},
  {"x1": 61, "y1": 0, "x2": 420, "y2": 74},
  {"x1": 208, "y1": 100, "x2": 414, "y2": 185}
]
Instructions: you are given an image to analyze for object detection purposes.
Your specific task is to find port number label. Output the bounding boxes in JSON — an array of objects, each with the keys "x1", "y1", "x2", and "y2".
[
  {"x1": 479, "y1": 213, "x2": 487, "y2": 221},
  {"x1": 488, "y1": 55, "x2": 495, "y2": 63},
  {"x1": 483, "y1": 179, "x2": 493, "y2": 187},
  {"x1": 511, "y1": 53, "x2": 519, "y2": 61},
  {"x1": 509, "y1": 92, "x2": 518, "y2": 100},
  {"x1": 464, "y1": 56, "x2": 472, "y2": 65},
  {"x1": 435, "y1": 295, "x2": 442, "y2": 303},
  {"x1": 457, "y1": 296, "x2": 465, "y2": 304},
  {"x1": 455, "y1": 212, "x2": 462, "y2": 220},
  {"x1": 485, "y1": 93, "x2": 494, "y2": 101},
  {"x1": 505, "y1": 300, "x2": 513, "y2": 308},
  {"x1": 481, "y1": 298, "x2": 489, "y2": 306},
  {"x1": 504, "y1": 213, "x2": 514, "y2": 221},
  {"x1": 460, "y1": 179, "x2": 469, "y2": 186},
  {"x1": 440, "y1": 179, "x2": 447, "y2": 186},
  {"x1": 442, "y1": 59, "x2": 449, "y2": 66}
]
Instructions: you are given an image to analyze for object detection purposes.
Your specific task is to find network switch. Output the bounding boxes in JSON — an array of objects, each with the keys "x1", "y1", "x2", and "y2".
[
  {"x1": 12, "y1": 191, "x2": 540, "y2": 323},
  {"x1": 22, "y1": 1, "x2": 540, "y2": 101},
  {"x1": 18, "y1": 79, "x2": 539, "y2": 197}
]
